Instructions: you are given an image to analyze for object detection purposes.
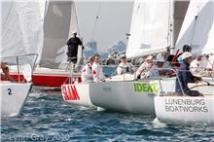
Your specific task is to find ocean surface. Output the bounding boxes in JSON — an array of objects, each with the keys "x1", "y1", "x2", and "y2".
[{"x1": 1, "y1": 88, "x2": 214, "y2": 142}]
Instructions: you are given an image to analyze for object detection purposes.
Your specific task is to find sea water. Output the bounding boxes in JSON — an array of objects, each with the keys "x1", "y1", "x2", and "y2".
[{"x1": 1, "y1": 88, "x2": 214, "y2": 142}]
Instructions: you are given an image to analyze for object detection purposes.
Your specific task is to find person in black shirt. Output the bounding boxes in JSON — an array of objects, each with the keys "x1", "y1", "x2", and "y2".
[{"x1": 67, "y1": 32, "x2": 83, "y2": 64}]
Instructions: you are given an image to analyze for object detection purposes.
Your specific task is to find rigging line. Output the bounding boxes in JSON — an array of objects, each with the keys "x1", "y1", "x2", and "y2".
[{"x1": 91, "y1": 1, "x2": 102, "y2": 40}]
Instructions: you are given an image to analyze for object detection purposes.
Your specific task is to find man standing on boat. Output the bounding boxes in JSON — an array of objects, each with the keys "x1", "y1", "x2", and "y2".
[
  {"x1": 67, "y1": 32, "x2": 83, "y2": 64},
  {"x1": 175, "y1": 52, "x2": 203, "y2": 96}
]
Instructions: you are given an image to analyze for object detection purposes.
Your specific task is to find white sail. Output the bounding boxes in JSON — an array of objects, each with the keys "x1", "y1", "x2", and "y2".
[
  {"x1": 0, "y1": 0, "x2": 45, "y2": 58},
  {"x1": 40, "y1": 1, "x2": 79, "y2": 67},
  {"x1": 126, "y1": 0, "x2": 171, "y2": 58},
  {"x1": 175, "y1": 0, "x2": 214, "y2": 55}
]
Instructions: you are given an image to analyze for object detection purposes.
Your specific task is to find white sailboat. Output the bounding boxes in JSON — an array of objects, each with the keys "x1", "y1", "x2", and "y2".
[
  {"x1": 61, "y1": 0, "x2": 176, "y2": 114},
  {"x1": 8, "y1": 1, "x2": 82, "y2": 89},
  {"x1": 154, "y1": 0, "x2": 214, "y2": 124},
  {"x1": 1, "y1": 1, "x2": 42, "y2": 117}
]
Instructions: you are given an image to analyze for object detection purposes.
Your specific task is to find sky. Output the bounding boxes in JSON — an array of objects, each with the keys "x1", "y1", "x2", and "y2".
[{"x1": 75, "y1": 1, "x2": 133, "y2": 52}]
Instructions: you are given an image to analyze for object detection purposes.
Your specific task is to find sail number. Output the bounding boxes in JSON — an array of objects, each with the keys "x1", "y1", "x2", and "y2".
[{"x1": 7, "y1": 88, "x2": 12, "y2": 95}]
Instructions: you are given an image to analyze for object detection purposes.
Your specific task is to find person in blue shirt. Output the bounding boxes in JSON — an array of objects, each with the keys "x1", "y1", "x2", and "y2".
[
  {"x1": 175, "y1": 52, "x2": 203, "y2": 96},
  {"x1": 177, "y1": 44, "x2": 192, "y2": 64}
]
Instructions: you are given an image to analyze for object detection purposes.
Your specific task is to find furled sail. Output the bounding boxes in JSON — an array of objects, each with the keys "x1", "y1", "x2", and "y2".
[
  {"x1": 175, "y1": 0, "x2": 214, "y2": 55},
  {"x1": 126, "y1": 0, "x2": 171, "y2": 58},
  {"x1": 0, "y1": 0, "x2": 45, "y2": 58},
  {"x1": 40, "y1": 0, "x2": 79, "y2": 67}
]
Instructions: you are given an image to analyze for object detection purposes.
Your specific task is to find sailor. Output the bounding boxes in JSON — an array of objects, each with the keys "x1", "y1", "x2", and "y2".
[
  {"x1": 106, "y1": 54, "x2": 116, "y2": 65},
  {"x1": 175, "y1": 52, "x2": 203, "y2": 96},
  {"x1": 0, "y1": 62, "x2": 14, "y2": 82},
  {"x1": 116, "y1": 55, "x2": 134, "y2": 75},
  {"x1": 81, "y1": 57, "x2": 93, "y2": 83},
  {"x1": 190, "y1": 55, "x2": 203, "y2": 73},
  {"x1": 136, "y1": 55, "x2": 154, "y2": 79},
  {"x1": 66, "y1": 32, "x2": 83, "y2": 64},
  {"x1": 149, "y1": 59, "x2": 165, "y2": 79},
  {"x1": 177, "y1": 44, "x2": 192, "y2": 64},
  {"x1": 92, "y1": 54, "x2": 105, "y2": 82}
]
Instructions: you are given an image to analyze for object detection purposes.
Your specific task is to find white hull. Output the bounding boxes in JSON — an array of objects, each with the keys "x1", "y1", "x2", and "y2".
[
  {"x1": 90, "y1": 78, "x2": 175, "y2": 115},
  {"x1": 0, "y1": 82, "x2": 31, "y2": 117},
  {"x1": 61, "y1": 77, "x2": 175, "y2": 115},
  {"x1": 155, "y1": 78, "x2": 214, "y2": 124},
  {"x1": 154, "y1": 96, "x2": 214, "y2": 124},
  {"x1": 61, "y1": 83, "x2": 95, "y2": 107}
]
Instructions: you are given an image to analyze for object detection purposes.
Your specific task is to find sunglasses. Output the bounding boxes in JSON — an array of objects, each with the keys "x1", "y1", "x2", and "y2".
[{"x1": 2, "y1": 67, "x2": 9, "y2": 70}]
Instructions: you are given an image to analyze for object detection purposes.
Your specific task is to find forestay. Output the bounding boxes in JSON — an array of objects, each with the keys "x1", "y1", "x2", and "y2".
[
  {"x1": 175, "y1": 0, "x2": 214, "y2": 55},
  {"x1": 126, "y1": 0, "x2": 171, "y2": 58}
]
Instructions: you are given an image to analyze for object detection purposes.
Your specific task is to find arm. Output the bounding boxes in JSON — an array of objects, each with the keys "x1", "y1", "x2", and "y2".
[
  {"x1": 116, "y1": 66, "x2": 123, "y2": 75},
  {"x1": 67, "y1": 38, "x2": 71, "y2": 46},
  {"x1": 78, "y1": 38, "x2": 82, "y2": 45},
  {"x1": 181, "y1": 69, "x2": 195, "y2": 83}
]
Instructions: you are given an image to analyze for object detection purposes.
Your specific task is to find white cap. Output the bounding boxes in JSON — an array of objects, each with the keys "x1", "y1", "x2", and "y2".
[
  {"x1": 155, "y1": 54, "x2": 165, "y2": 62},
  {"x1": 182, "y1": 52, "x2": 192, "y2": 60},
  {"x1": 120, "y1": 54, "x2": 126, "y2": 59}
]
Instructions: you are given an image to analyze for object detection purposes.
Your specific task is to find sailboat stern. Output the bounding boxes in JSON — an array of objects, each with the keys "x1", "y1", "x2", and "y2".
[{"x1": 61, "y1": 83, "x2": 94, "y2": 107}]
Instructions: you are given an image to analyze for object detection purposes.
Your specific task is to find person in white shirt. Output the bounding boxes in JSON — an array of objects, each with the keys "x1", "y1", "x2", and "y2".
[
  {"x1": 116, "y1": 55, "x2": 134, "y2": 75},
  {"x1": 190, "y1": 55, "x2": 203, "y2": 73},
  {"x1": 81, "y1": 57, "x2": 94, "y2": 83},
  {"x1": 136, "y1": 55, "x2": 154, "y2": 79},
  {"x1": 92, "y1": 54, "x2": 105, "y2": 82}
]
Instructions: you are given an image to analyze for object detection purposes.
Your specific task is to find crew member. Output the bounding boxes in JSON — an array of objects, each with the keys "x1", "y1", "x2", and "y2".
[
  {"x1": 0, "y1": 62, "x2": 14, "y2": 82},
  {"x1": 175, "y1": 52, "x2": 202, "y2": 96},
  {"x1": 81, "y1": 57, "x2": 93, "y2": 82},
  {"x1": 177, "y1": 44, "x2": 192, "y2": 64},
  {"x1": 116, "y1": 55, "x2": 133, "y2": 75},
  {"x1": 67, "y1": 32, "x2": 83, "y2": 64},
  {"x1": 92, "y1": 54, "x2": 105, "y2": 82},
  {"x1": 136, "y1": 55, "x2": 154, "y2": 79}
]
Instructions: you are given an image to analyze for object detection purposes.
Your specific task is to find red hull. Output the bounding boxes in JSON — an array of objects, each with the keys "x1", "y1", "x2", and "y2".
[
  {"x1": 10, "y1": 73, "x2": 81, "y2": 88},
  {"x1": 32, "y1": 73, "x2": 69, "y2": 87}
]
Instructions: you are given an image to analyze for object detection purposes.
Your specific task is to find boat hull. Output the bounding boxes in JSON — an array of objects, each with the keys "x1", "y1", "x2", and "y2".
[
  {"x1": 0, "y1": 82, "x2": 31, "y2": 117},
  {"x1": 61, "y1": 83, "x2": 95, "y2": 107},
  {"x1": 90, "y1": 78, "x2": 175, "y2": 115},
  {"x1": 10, "y1": 67, "x2": 81, "y2": 88},
  {"x1": 154, "y1": 96, "x2": 214, "y2": 124}
]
